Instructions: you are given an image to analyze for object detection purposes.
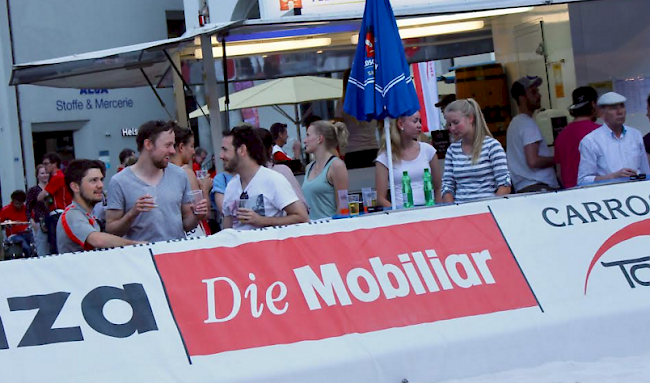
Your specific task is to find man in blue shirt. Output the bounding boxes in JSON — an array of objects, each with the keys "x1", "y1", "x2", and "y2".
[{"x1": 577, "y1": 92, "x2": 650, "y2": 185}]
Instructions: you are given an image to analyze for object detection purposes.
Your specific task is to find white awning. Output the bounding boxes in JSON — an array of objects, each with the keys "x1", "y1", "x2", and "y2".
[
  {"x1": 9, "y1": 23, "x2": 236, "y2": 88},
  {"x1": 9, "y1": 0, "x2": 585, "y2": 89}
]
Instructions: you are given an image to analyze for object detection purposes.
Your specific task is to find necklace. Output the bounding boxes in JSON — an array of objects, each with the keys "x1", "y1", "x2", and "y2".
[{"x1": 310, "y1": 156, "x2": 334, "y2": 179}]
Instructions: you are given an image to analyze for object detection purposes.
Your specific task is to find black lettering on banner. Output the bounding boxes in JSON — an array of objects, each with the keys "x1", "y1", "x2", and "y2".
[
  {"x1": 8, "y1": 292, "x2": 83, "y2": 347},
  {"x1": 630, "y1": 264, "x2": 650, "y2": 286},
  {"x1": 566, "y1": 205, "x2": 588, "y2": 226},
  {"x1": 542, "y1": 207, "x2": 565, "y2": 227},
  {"x1": 625, "y1": 196, "x2": 650, "y2": 216},
  {"x1": 601, "y1": 256, "x2": 650, "y2": 288},
  {"x1": 603, "y1": 198, "x2": 629, "y2": 220},
  {"x1": 81, "y1": 283, "x2": 158, "y2": 338},
  {"x1": 582, "y1": 202, "x2": 610, "y2": 223},
  {"x1": 0, "y1": 315, "x2": 8, "y2": 350}
]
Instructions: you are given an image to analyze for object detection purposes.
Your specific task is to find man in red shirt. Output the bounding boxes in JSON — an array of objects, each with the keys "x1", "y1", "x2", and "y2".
[
  {"x1": 1, "y1": 190, "x2": 33, "y2": 256},
  {"x1": 37, "y1": 152, "x2": 72, "y2": 254},
  {"x1": 1, "y1": 190, "x2": 29, "y2": 236},
  {"x1": 270, "y1": 122, "x2": 294, "y2": 162},
  {"x1": 193, "y1": 147, "x2": 207, "y2": 173},
  {"x1": 38, "y1": 152, "x2": 72, "y2": 210},
  {"x1": 554, "y1": 87, "x2": 600, "y2": 188}
]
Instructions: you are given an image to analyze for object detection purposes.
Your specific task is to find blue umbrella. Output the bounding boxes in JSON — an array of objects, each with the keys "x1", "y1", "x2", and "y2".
[{"x1": 344, "y1": 0, "x2": 420, "y2": 209}]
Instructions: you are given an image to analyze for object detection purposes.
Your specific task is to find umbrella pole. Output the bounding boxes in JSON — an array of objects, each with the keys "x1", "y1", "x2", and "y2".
[
  {"x1": 384, "y1": 118, "x2": 396, "y2": 210},
  {"x1": 294, "y1": 104, "x2": 304, "y2": 163}
]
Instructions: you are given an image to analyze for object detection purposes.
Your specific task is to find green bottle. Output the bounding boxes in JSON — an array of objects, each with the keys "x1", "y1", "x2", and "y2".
[
  {"x1": 423, "y1": 168, "x2": 435, "y2": 206},
  {"x1": 401, "y1": 171, "x2": 414, "y2": 208}
]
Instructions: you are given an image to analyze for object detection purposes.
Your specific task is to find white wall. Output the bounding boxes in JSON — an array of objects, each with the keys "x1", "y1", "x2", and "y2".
[
  {"x1": 492, "y1": 4, "x2": 577, "y2": 115},
  {"x1": 0, "y1": 0, "x2": 24, "y2": 204},
  {"x1": 570, "y1": 0, "x2": 650, "y2": 135},
  {"x1": 9, "y1": 0, "x2": 183, "y2": 186}
]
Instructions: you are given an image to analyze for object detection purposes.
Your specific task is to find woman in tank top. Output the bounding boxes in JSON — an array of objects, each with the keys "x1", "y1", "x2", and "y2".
[
  {"x1": 375, "y1": 111, "x2": 443, "y2": 208},
  {"x1": 302, "y1": 120, "x2": 350, "y2": 220}
]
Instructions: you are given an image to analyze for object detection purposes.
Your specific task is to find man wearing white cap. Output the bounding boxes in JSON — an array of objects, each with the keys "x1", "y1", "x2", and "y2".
[
  {"x1": 577, "y1": 92, "x2": 650, "y2": 185},
  {"x1": 506, "y1": 76, "x2": 559, "y2": 193}
]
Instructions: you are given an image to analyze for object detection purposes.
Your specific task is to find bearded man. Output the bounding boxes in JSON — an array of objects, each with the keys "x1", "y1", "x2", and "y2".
[
  {"x1": 56, "y1": 160, "x2": 139, "y2": 253},
  {"x1": 106, "y1": 120, "x2": 208, "y2": 242}
]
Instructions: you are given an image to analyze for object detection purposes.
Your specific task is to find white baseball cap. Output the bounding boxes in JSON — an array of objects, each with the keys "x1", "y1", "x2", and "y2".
[{"x1": 597, "y1": 92, "x2": 627, "y2": 106}]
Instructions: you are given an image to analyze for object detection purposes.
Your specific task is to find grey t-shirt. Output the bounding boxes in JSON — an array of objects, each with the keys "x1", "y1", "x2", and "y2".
[
  {"x1": 107, "y1": 164, "x2": 192, "y2": 242},
  {"x1": 56, "y1": 201, "x2": 101, "y2": 254}
]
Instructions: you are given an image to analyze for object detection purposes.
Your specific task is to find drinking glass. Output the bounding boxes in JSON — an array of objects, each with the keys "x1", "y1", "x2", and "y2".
[{"x1": 188, "y1": 190, "x2": 203, "y2": 214}]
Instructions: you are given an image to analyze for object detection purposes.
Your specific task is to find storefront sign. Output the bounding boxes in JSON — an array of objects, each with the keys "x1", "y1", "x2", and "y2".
[
  {"x1": 121, "y1": 128, "x2": 138, "y2": 137},
  {"x1": 56, "y1": 89, "x2": 135, "y2": 111},
  {"x1": 1, "y1": 181, "x2": 649, "y2": 383}
]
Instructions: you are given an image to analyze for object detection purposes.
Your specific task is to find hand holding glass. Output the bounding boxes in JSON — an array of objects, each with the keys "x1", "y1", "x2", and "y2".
[{"x1": 188, "y1": 190, "x2": 205, "y2": 215}]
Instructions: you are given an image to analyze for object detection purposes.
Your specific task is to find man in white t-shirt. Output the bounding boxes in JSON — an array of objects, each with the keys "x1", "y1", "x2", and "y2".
[
  {"x1": 220, "y1": 125, "x2": 309, "y2": 230},
  {"x1": 506, "y1": 76, "x2": 559, "y2": 193}
]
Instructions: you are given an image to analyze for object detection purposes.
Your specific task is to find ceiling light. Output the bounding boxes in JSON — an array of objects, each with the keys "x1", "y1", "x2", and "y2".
[
  {"x1": 396, "y1": 7, "x2": 533, "y2": 28},
  {"x1": 194, "y1": 37, "x2": 332, "y2": 59},
  {"x1": 351, "y1": 20, "x2": 485, "y2": 44},
  {"x1": 400, "y1": 20, "x2": 485, "y2": 39}
]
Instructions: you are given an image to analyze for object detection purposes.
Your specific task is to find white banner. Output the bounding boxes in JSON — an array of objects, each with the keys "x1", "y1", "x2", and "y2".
[{"x1": 1, "y1": 181, "x2": 649, "y2": 382}]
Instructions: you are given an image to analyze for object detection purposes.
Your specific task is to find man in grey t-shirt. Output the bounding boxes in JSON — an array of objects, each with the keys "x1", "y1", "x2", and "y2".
[
  {"x1": 106, "y1": 120, "x2": 208, "y2": 243},
  {"x1": 506, "y1": 76, "x2": 559, "y2": 193},
  {"x1": 57, "y1": 159, "x2": 138, "y2": 254}
]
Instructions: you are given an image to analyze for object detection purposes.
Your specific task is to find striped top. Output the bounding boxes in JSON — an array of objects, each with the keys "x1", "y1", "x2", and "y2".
[{"x1": 441, "y1": 137, "x2": 511, "y2": 203}]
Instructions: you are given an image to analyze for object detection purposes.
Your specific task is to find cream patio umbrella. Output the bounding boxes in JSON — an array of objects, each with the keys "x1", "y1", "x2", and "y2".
[{"x1": 189, "y1": 76, "x2": 343, "y2": 146}]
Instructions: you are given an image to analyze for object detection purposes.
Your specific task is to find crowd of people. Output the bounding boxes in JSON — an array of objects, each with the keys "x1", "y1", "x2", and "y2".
[{"x1": 2, "y1": 74, "x2": 650, "y2": 257}]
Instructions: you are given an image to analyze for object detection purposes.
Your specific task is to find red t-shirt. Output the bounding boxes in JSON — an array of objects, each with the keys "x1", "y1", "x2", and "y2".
[
  {"x1": 192, "y1": 162, "x2": 201, "y2": 173},
  {"x1": 554, "y1": 120, "x2": 600, "y2": 188},
  {"x1": 0, "y1": 204, "x2": 28, "y2": 236},
  {"x1": 273, "y1": 151, "x2": 292, "y2": 162},
  {"x1": 45, "y1": 170, "x2": 72, "y2": 210}
]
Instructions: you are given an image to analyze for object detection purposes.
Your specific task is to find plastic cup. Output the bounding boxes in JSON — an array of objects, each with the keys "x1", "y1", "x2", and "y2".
[
  {"x1": 188, "y1": 190, "x2": 204, "y2": 214},
  {"x1": 196, "y1": 170, "x2": 208, "y2": 180},
  {"x1": 237, "y1": 198, "x2": 248, "y2": 211},
  {"x1": 370, "y1": 191, "x2": 378, "y2": 207},
  {"x1": 361, "y1": 188, "x2": 372, "y2": 213},
  {"x1": 144, "y1": 186, "x2": 157, "y2": 208},
  {"x1": 349, "y1": 194, "x2": 360, "y2": 216},
  {"x1": 337, "y1": 190, "x2": 349, "y2": 215}
]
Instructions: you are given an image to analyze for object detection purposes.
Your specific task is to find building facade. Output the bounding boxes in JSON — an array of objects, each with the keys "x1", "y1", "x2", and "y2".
[{"x1": 0, "y1": 0, "x2": 185, "y2": 202}]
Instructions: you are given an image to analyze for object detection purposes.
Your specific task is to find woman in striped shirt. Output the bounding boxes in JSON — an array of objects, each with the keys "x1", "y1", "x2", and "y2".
[{"x1": 442, "y1": 99, "x2": 511, "y2": 203}]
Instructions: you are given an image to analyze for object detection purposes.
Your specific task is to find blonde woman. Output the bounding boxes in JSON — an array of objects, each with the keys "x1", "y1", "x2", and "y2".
[
  {"x1": 302, "y1": 120, "x2": 350, "y2": 219},
  {"x1": 442, "y1": 99, "x2": 511, "y2": 203},
  {"x1": 375, "y1": 111, "x2": 442, "y2": 208}
]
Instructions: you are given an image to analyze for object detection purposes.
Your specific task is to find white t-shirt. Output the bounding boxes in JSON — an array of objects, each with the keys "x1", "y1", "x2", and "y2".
[
  {"x1": 222, "y1": 166, "x2": 299, "y2": 230},
  {"x1": 506, "y1": 114, "x2": 559, "y2": 191},
  {"x1": 375, "y1": 142, "x2": 437, "y2": 207}
]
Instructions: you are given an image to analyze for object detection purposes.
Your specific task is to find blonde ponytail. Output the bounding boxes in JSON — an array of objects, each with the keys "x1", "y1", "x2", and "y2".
[
  {"x1": 333, "y1": 121, "x2": 349, "y2": 155},
  {"x1": 310, "y1": 120, "x2": 349, "y2": 156},
  {"x1": 444, "y1": 98, "x2": 492, "y2": 164}
]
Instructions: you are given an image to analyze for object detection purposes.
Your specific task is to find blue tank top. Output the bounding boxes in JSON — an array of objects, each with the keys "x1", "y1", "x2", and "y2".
[{"x1": 302, "y1": 157, "x2": 337, "y2": 220}]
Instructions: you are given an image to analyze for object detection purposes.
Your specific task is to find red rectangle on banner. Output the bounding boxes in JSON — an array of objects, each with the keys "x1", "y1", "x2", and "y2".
[{"x1": 154, "y1": 213, "x2": 538, "y2": 356}]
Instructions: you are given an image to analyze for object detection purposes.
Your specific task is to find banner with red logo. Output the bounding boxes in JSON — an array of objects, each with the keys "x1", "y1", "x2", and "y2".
[
  {"x1": 155, "y1": 212, "x2": 537, "y2": 356},
  {"x1": 1, "y1": 181, "x2": 650, "y2": 383}
]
